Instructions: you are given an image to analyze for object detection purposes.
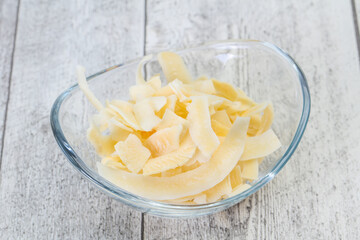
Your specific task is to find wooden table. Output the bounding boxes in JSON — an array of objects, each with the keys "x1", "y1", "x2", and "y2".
[{"x1": 1, "y1": 0, "x2": 360, "y2": 239}]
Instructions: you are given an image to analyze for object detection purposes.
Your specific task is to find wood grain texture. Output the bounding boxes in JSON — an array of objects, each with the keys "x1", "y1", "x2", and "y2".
[
  {"x1": 144, "y1": 0, "x2": 360, "y2": 239},
  {"x1": 0, "y1": 1, "x2": 144, "y2": 239},
  {"x1": 0, "y1": 0, "x2": 19, "y2": 168}
]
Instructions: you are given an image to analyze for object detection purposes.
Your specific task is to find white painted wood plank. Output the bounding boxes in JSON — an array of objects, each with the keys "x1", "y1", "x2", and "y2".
[
  {"x1": 144, "y1": 0, "x2": 360, "y2": 239},
  {"x1": 0, "y1": 1, "x2": 144, "y2": 239},
  {"x1": 0, "y1": 0, "x2": 19, "y2": 166}
]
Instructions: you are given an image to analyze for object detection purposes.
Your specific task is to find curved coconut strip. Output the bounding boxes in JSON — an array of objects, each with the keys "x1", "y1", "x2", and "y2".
[
  {"x1": 187, "y1": 96, "x2": 220, "y2": 158},
  {"x1": 240, "y1": 129, "x2": 281, "y2": 161},
  {"x1": 77, "y1": 66, "x2": 104, "y2": 111},
  {"x1": 158, "y1": 52, "x2": 192, "y2": 83},
  {"x1": 97, "y1": 117, "x2": 249, "y2": 200}
]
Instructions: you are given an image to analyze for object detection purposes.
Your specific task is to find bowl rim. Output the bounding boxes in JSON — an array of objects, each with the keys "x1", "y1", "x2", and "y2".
[{"x1": 50, "y1": 39, "x2": 311, "y2": 217}]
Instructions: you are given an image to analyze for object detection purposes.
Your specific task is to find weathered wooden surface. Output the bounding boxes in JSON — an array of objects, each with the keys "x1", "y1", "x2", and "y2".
[
  {"x1": 0, "y1": 0, "x2": 19, "y2": 168},
  {"x1": 1, "y1": 0, "x2": 360, "y2": 239},
  {"x1": 144, "y1": 0, "x2": 360, "y2": 239},
  {"x1": 0, "y1": 1, "x2": 143, "y2": 239}
]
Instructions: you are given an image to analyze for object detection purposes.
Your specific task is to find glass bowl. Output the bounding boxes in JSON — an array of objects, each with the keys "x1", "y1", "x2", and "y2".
[{"x1": 50, "y1": 40, "x2": 310, "y2": 217}]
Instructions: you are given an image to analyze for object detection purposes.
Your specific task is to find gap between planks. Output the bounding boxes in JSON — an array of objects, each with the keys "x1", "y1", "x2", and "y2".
[
  {"x1": 141, "y1": 0, "x2": 148, "y2": 239},
  {"x1": 351, "y1": 0, "x2": 360, "y2": 65},
  {"x1": 0, "y1": 0, "x2": 21, "y2": 179}
]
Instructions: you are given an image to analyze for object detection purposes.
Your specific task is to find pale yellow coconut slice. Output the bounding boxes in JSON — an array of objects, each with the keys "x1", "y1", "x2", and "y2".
[
  {"x1": 133, "y1": 97, "x2": 166, "y2": 131},
  {"x1": 247, "y1": 114, "x2": 262, "y2": 136},
  {"x1": 155, "y1": 109, "x2": 188, "y2": 135},
  {"x1": 211, "y1": 119, "x2": 230, "y2": 137},
  {"x1": 229, "y1": 114, "x2": 237, "y2": 124},
  {"x1": 183, "y1": 87, "x2": 209, "y2": 98},
  {"x1": 220, "y1": 101, "x2": 249, "y2": 118},
  {"x1": 191, "y1": 149, "x2": 211, "y2": 163},
  {"x1": 157, "y1": 95, "x2": 177, "y2": 118},
  {"x1": 187, "y1": 96, "x2": 220, "y2": 158},
  {"x1": 241, "y1": 129, "x2": 281, "y2": 161},
  {"x1": 130, "y1": 75, "x2": 162, "y2": 102},
  {"x1": 142, "y1": 135, "x2": 196, "y2": 175},
  {"x1": 165, "y1": 95, "x2": 178, "y2": 111},
  {"x1": 218, "y1": 136, "x2": 226, "y2": 144},
  {"x1": 144, "y1": 125, "x2": 183, "y2": 156},
  {"x1": 149, "y1": 96, "x2": 168, "y2": 111},
  {"x1": 101, "y1": 155, "x2": 126, "y2": 170},
  {"x1": 147, "y1": 75, "x2": 162, "y2": 90},
  {"x1": 236, "y1": 92, "x2": 257, "y2": 107},
  {"x1": 114, "y1": 134, "x2": 151, "y2": 173},
  {"x1": 109, "y1": 117, "x2": 133, "y2": 132},
  {"x1": 229, "y1": 165, "x2": 243, "y2": 188},
  {"x1": 104, "y1": 107, "x2": 118, "y2": 118},
  {"x1": 174, "y1": 100, "x2": 188, "y2": 118},
  {"x1": 181, "y1": 160, "x2": 201, "y2": 172},
  {"x1": 161, "y1": 167, "x2": 182, "y2": 177},
  {"x1": 108, "y1": 100, "x2": 140, "y2": 130},
  {"x1": 137, "y1": 130, "x2": 156, "y2": 142},
  {"x1": 154, "y1": 85, "x2": 174, "y2": 97},
  {"x1": 168, "y1": 79, "x2": 190, "y2": 102},
  {"x1": 241, "y1": 159, "x2": 259, "y2": 180},
  {"x1": 209, "y1": 105, "x2": 217, "y2": 115},
  {"x1": 187, "y1": 79, "x2": 216, "y2": 94},
  {"x1": 87, "y1": 124, "x2": 116, "y2": 157},
  {"x1": 206, "y1": 95, "x2": 231, "y2": 108},
  {"x1": 227, "y1": 184, "x2": 251, "y2": 198},
  {"x1": 211, "y1": 110, "x2": 232, "y2": 128},
  {"x1": 129, "y1": 84, "x2": 156, "y2": 102},
  {"x1": 212, "y1": 79, "x2": 238, "y2": 101},
  {"x1": 77, "y1": 66, "x2": 104, "y2": 111},
  {"x1": 241, "y1": 102, "x2": 269, "y2": 117},
  {"x1": 205, "y1": 175, "x2": 232, "y2": 203},
  {"x1": 97, "y1": 117, "x2": 249, "y2": 200},
  {"x1": 158, "y1": 52, "x2": 192, "y2": 83},
  {"x1": 237, "y1": 95, "x2": 256, "y2": 106},
  {"x1": 183, "y1": 155, "x2": 197, "y2": 167},
  {"x1": 108, "y1": 120, "x2": 132, "y2": 142},
  {"x1": 136, "y1": 54, "x2": 153, "y2": 85},
  {"x1": 257, "y1": 103, "x2": 274, "y2": 135},
  {"x1": 133, "y1": 102, "x2": 161, "y2": 131}
]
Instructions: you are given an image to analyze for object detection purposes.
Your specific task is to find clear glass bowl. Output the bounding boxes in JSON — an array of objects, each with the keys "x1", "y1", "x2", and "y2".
[{"x1": 50, "y1": 40, "x2": 310, "y2": 217}]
